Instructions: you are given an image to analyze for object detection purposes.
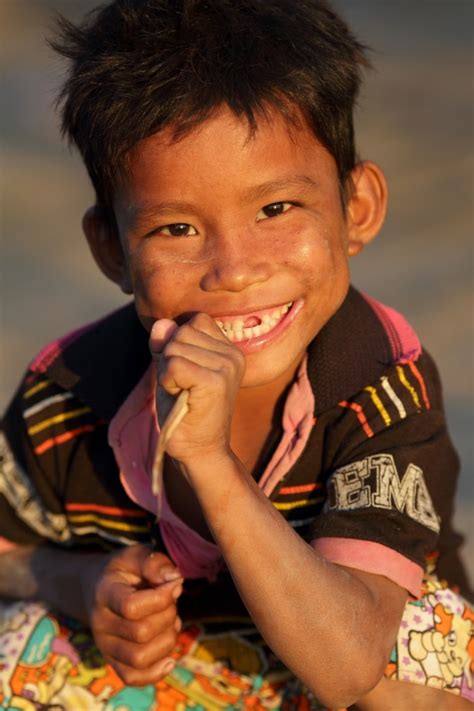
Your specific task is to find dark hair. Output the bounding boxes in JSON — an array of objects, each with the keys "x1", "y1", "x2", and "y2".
[{"x1": 50, "y1": 0, "x2": 370, "y2": 207}]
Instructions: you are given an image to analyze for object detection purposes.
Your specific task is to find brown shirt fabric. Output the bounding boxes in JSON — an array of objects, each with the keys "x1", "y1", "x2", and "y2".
[{"x1": 0, "y1": 287, "x2": 471, "y2": 602}]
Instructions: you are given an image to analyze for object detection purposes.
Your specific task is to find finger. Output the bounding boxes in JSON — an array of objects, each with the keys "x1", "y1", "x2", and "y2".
[
  {"x1": 102, "y1": 625, "x2": 178, "y2": 672},
  {"x1": 106, "y1": 652, "x2": 177, "y2": 687},
  {"x1": 162, "y1": 339, "x2": 241, "y2": 373},
  {"x1": 106, "y1": 543, "x2": 154, "y2": 584},
  {"x1": 97, "y1": 602, "x2": 179, "y2": 644},
  {"x1": 141, "y1": 552, "x2": 182, "y2": 587},
  {"x1": 150, "y1": 319, "x2": 178, "y2": 352},
  {"x1": 108, "y1": 580, "x2": 183, "y2": 620}
]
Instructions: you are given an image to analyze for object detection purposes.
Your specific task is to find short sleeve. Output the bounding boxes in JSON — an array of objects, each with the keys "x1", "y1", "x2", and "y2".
[
  {"x1": 310, "y1": 352, "x2": 461, "y2": 597},
  {"x1": 0, "y1": 370, "x2": 82, "y2": 546}
]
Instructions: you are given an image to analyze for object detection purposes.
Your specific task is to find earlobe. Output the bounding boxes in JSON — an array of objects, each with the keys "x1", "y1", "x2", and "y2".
[
  {"x1": 346, "y1": 161, "x2": 388, "y2": 257},
  {"x1": 82, "y1": 206, "x2": 133, "y2": 294}
]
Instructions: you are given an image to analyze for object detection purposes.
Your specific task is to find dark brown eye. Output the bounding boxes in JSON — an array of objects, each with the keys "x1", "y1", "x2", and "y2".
[
  {"x1": 257, "y1": 202, "x2": 292, "y2": 220},
  {"x1": 159, "y1": 223, "x2": 197, "y2": 237}
]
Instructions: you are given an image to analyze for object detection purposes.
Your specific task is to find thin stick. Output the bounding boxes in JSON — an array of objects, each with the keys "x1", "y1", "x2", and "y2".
[{"x1": 152, "y1": 390, "x2": 190, "y2": 498}]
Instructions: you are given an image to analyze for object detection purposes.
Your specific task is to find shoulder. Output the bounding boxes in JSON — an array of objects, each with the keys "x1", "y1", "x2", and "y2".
[
  {"x1": 26, "y1": 303, "x2": 150, "y2": 420},
  {"x1": 307, "y1": 286, "x2": 436, "y2": 414}
]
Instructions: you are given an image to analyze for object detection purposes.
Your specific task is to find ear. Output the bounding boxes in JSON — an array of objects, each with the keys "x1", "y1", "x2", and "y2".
[
  {"x1": 345, "y1": 161, "x2": 388, "y2": 257},
  {"x1": 82, "y1": 206, "x2": 133, "y2": 294}
]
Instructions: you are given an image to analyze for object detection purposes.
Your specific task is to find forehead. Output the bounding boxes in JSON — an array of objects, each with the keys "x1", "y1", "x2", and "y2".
[{"x1": 115, "y1": 105, "x2": 339, "y2": 217}]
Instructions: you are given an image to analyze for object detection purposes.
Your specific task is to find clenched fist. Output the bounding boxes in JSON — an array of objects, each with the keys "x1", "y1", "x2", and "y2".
[{"x1": 82, "y1": 544, "x2": 183, "y2": 686}]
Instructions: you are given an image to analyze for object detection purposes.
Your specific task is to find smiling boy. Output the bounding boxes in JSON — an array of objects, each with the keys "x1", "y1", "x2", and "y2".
[{"x1": 0, "y1": 1, "x2": 472, "y2": 710}]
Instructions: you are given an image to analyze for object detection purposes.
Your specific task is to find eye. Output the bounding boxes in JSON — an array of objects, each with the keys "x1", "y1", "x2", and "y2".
[
  {"x1": 256, "y1": 201, "x2": 294, "y2": 221},
  {"x1": 156, "y1": 223, "x2": 198, "y2": 237}
]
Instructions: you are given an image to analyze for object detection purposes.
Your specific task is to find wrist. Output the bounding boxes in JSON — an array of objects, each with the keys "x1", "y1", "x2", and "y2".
[{"x1": 179, "y1": 445, "x2": 242, "y2": 483}]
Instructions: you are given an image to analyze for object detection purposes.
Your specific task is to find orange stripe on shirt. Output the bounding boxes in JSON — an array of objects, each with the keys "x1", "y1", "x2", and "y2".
[
  {"x1": 407, "y1": 361, "x2": 431, "y2": 410},
  {"x1": 279, "y1": 483, "x2": 322, "y2": 495},
  {"x1": 339, "y1": 400, "x2": 374, "y2": 438},
  {"x1": 66, "y1": 503, "x2": 148, "y2": 518},
  {"x1": 34, "y1": 424, "x2": 98, "y2": 455}
]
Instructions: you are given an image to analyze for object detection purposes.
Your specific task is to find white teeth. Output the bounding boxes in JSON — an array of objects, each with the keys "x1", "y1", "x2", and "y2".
[{"x1": 215, "y1": 302, "x2": 293, "y2": 342}]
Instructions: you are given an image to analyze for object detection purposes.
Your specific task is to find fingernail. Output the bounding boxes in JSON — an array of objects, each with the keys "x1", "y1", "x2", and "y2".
[
  {"x1": 162, "y1": 658, "x2": 175, "y2": 675},
  {"x1": 171, "y1": 583, "x2": 183, "y2": 599},
  {"x1": 161, "y1": 566, "x2": 182, "y2": 582}
]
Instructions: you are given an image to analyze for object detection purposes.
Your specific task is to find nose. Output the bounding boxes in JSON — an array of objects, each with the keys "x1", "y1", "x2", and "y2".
[{"x1": 200, "y1": 231, "x2": 273, "y2": 293}]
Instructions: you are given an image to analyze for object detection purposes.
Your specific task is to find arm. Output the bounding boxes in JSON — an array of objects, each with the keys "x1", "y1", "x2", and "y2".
[
  {"x1": 184, "y1": 451, "x2": 407, "y2": 708},
  {"x1": 0, "y1": 371, "x2": 183, "y2": 686},
  {"x1": 151, "y1": 314, "x2": 409, "y2": 709},
  {"x1": 0, "y1": 543, "x2": 184, "y2": 685}
]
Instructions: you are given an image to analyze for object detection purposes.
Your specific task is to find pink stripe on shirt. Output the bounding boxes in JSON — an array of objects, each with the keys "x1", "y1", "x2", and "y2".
[{"x1": 311, "y1": 537, "x2": 423, "y2": 598}]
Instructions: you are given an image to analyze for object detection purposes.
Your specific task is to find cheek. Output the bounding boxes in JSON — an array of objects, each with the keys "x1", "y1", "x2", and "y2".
[
  {"x1": 127, "y1": 247, "x2": 189, "y2": 314},
  {"x1": 277, "y1": 220, "x2": 347, "y2": 276}
]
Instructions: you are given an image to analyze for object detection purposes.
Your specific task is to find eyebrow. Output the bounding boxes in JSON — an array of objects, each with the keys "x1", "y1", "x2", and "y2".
[
  {"x1": 127, "y1": 175, "x2": 319, "y2": 225},
  {"x1": 242, "y1": 175, "x2": 319, "y2": 202}
]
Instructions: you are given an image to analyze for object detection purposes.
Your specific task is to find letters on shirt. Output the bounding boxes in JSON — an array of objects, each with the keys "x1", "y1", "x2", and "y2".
[{"x1": 325, "y1": 454, "x2": 440, "y2": 532}]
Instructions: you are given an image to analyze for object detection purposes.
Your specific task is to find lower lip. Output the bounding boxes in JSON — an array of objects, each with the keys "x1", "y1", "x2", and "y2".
[{"x1": 232, "y1": 300, "x2": 304, "y2": 354}]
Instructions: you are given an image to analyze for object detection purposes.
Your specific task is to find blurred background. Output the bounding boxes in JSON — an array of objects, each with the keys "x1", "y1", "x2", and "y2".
[{"x1": 1, "y1": 0, "x2": 472, "y2": 582}]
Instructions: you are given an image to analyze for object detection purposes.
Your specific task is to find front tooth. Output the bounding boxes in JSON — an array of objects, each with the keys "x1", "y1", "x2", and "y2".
[
  {"x1": 242, "y1": 327, "x2": 253, "y2": 339},
  {"x1": 235, "y1": 330, "x2": 244, "y2": 341},
  {"x1": 262, "y1": 314, "x2": 272, "y2": 324},
  {"x1": 260, "y1": 323, "x2": 271, "y2": 334},
  {"x1": 233, "y1": 319, "x2": 244, "y2": 331},
  {"x1": 251, "y1": 324, "x2": 262, "y2": 337}
]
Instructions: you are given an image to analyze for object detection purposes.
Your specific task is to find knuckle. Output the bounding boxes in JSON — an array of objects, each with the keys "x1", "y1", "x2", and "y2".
[
  {"x1": 126, "y1": 647, "x2": 149, "y2": 670},
  {"x1": 118, "y1": 597, "x2": 136, "y2": 620},
  {"x1": 131, "y1": 622, "x2": 152, "y2": 644},
  {"x1": 191, "y1": 312, "x2": 211, "y2": 328},
  {"x1": 161, "y1": 628, "x2": 178, "y2": 654}
]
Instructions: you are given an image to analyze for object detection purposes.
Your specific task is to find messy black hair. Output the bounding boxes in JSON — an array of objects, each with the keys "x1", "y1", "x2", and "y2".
[{"x1": 50, "y1": 0, "x2": 370, "y2": 208}]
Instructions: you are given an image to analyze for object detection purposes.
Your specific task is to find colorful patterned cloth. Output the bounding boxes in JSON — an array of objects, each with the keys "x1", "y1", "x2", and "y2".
[{"x1": 1, "y1": 576, "x2": 472, "y2": 710}]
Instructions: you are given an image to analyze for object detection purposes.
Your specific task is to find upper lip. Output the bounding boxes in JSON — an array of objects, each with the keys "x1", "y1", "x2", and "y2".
[{"x1": 210, "y1": 300, "x2": 294, "y2": 319}]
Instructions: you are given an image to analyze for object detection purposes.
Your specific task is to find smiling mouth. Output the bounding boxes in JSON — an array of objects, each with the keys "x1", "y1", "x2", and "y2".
[{"x1": 214, "y1": 301, "x2": 293, "y2": 343}]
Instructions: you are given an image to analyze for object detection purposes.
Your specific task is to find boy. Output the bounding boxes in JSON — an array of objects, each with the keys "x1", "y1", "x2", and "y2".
[{"x1": 0, "y1": 1, "x2": 472, "y2": 709}]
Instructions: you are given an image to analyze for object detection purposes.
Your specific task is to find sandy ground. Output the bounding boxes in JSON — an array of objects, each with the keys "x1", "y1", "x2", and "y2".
[{"x1": 1, "y1": 0, "x2": 473, "y2": 582}]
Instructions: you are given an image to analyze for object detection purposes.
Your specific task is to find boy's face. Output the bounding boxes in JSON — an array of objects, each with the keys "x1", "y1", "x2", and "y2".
[{"x1": 109, "y1": 107, "x2": 364, "y2": 388}]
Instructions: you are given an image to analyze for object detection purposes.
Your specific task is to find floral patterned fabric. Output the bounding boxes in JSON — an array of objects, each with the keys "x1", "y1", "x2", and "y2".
[{"x1": 0, "y1": 575, "x2": 472, "y2": 710}]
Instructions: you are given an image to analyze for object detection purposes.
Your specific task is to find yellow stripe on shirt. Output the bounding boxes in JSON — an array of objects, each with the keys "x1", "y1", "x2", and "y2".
[
  {"x1": 396, "y1": 365, "x2": 421, "y2": 410},
  {"x1": 27, "y1": 407, "x2": 92, "y2": 436},
  {"x1": 67, "y1": 513, "x2": 149, "y2": 534},
  {"x1": 273, "y1": 496, "x2": 324, "y2": 511},
  {"x1": 24, "y1": 380, "x2": 51, "y2": 399},
  {"x1": 364, "y1": 385, "x2": 391, "y2": 426}
]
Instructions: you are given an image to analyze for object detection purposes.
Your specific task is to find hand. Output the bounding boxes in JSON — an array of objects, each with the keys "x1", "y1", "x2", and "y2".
[
  {"x1": 83, "y1": 544, "x2": 183, "y2": 686},
  {"x1": 150, "y1": 313, "x2": 245, "y2": 467}
]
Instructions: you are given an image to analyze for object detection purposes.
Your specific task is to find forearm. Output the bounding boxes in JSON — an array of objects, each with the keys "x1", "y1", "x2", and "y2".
[
  {"x1": 185, "y1": 452, "x2": 400, "y2": 708},
  {"x1": 0, "y1": 544, "x2": 108, "y2": 625}
]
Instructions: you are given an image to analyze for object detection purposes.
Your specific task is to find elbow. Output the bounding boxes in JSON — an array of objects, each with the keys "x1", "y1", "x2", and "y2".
[{"x1": 304, "y1": 648, "x2": 388, "y2": 709}]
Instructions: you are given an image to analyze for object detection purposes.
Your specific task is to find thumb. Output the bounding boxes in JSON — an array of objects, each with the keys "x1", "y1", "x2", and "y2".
[
  {"x1": 141, "y1": 551, "x2": 183, "y2": 587},
  {"x1": 149, "y1": 319, "x2": 178, "y2": 354}
]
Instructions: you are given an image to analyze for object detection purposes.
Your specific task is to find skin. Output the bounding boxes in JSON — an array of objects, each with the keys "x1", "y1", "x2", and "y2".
[{"x1": 0, "y1": 105, "x2": 465, "y2": 707}]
